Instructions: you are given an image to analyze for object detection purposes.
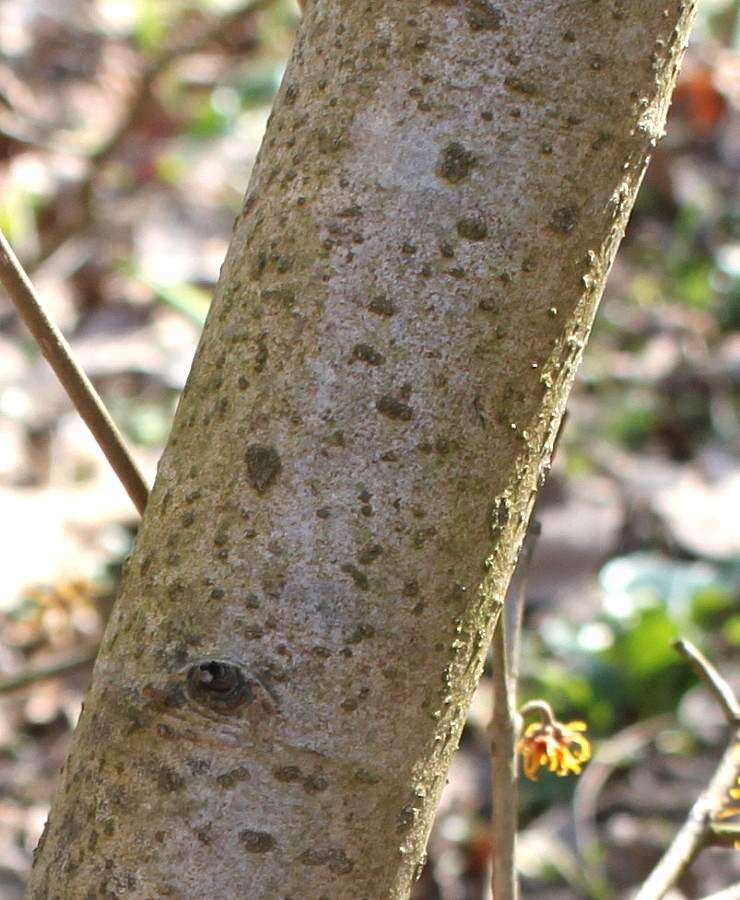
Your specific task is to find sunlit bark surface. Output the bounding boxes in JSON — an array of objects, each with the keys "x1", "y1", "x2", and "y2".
[{"x1": 27, "y1": 1, "x2": 696, "y2": 897}]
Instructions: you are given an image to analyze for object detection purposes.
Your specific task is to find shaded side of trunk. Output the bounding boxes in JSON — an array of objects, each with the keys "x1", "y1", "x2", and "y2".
[{"x1": 27, "y1": 2, "x2": 696, "y2": 898}]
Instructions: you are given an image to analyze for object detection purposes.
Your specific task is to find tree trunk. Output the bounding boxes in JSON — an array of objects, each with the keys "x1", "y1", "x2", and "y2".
[{"x1": 26, "y1": 2, "x2": 696, "y2": 898}]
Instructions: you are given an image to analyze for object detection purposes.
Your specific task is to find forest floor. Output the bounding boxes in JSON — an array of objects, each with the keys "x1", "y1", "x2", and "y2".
[{"x1": 0, "y1": 1, "x2": 738, "y2": 898}]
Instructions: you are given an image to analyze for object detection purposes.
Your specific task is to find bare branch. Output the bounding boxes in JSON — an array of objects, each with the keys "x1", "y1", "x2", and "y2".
[
  {"x1": 673, "y1": 639, "x2": 740, "y2": 726},
  {"x1": 633, "y1": 643, "x2": 740, "y2": 900},
  {"x1": 491, "y1": 616, "x2": 520, "y2": 900},
  {"x1": 708, "y1": 822, "x2": 740, "y2": 848},
  {"x1": 490, "y1": 527, "x2": 540, "y2": 900},
  {"x1": 0, "y1": 645, "x2": 98, "y2": 695},
  {"x1": 0, "y1": 227, "x2": 149, "y2": 514},
  {"x1": 698, "y1": 882, "x2": 740, "y2": 900}
]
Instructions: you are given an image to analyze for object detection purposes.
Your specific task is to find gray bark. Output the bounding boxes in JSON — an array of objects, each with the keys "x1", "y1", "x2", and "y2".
[{"x1": 26, "y1": 1, "x2": 696, "y2": 898}]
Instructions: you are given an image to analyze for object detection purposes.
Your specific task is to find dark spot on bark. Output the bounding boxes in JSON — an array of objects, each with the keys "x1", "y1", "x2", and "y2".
[
  {"x1": 397, "y1": 804, "x2": 418, "y2": 833},
  {"x1": 217, "y1": 766, "x2": 250, "y2": 788},
  {"x1": 551, "y1": 204, "x2": 581, "y2": 233},
  {"x1": 299, "y1": 848, "x2": 354, "y2": 874},
  {"x1": 351, "y1": 343, "x2": 385, "y2": 365},
  {"x1": 303, "y1": 774, "x2": 329, "y2": 793},
  {"x1": 347, "y1": 623, "x2": 376, "y2": 643},
  {"x1": 316, "y1": 126, "x2": 345, "y2": 154},
  {"x1": 403, "y1": 579, "x2": 420, "y2": 597},
  {"x1": 255, "y1": 333, "x2": 268, "y2": 373},
  {"x1": 338, "y1": 204, "x2": 363, "y2": 218},
  {"x1": 245, "y1": 444, "x2": 282, "y2": 492},
  {"x1": 157, "y1": 766, "x2": 185, "y2": 794},
  {"x1": 503, "y1": 76, "x2": 538, "y2": 95},
  {"x1": 353, "y1": 768, "x2": 380, "y2": 784},
  {"x1": 341, "y1": 564, "x2": 369, "y2": 590},
  {"x1": 251, "y1": 251, "x2": 267, "y2": 280},
  {"x1": 240, "y1": 830, "x2": 276, "y2": 853},
  {"x1": 273, "y1": 765, "x2": 302, "y2": 782},
  {"x1": 435, "y1": 436, "x2": 457, "y2": 454},
  {"x1": 591, "y1": 131, "x2": 614, "y2": 151},
  {"x1": 368, "y1": 295, "x2": 395, "y2": 316},
  {"x1": 260, "y1": 288, "x2": 296, "y2": 308},
  {"x1": 437, "y1": 142, "x2": 476, "y2": 183},
  {"x1": 465, "y1": 0, "x2": 505, "y2": 31},
  {"x1": 377, "y1": 395, "x2": 413, "y2": 421},
  {"x1": 456, "y1": 216, "x2": 488, "y2": 240},
  {"x1": 357, "y1": 544, "x2": 383, "y2": 564},
  {"x1": 285, "y1": 83, "x2": 299, "y2": 104},
  {"x1": 187, "y1": 758, "x2": 211, "y2": 775}
]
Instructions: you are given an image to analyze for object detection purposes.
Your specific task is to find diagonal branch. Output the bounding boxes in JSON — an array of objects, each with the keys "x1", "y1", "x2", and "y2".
[
  {"x1": 699, "y1": 885, "x2": 740, "y2": 900},
  {"x1": 0, "y1": 227, "x2": 149, "y2": 514},
  {"x1": 673, "y1": 639, "x2": 740, "y2": 727}
]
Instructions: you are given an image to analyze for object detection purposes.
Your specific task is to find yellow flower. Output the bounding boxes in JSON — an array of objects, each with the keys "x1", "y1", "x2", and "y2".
[
  {"x1": 715, "y1": 777, "x2": 740, "y2": 849},
  {"x1": 517, "y1": 719, "x2": 591, "y2": 781}
]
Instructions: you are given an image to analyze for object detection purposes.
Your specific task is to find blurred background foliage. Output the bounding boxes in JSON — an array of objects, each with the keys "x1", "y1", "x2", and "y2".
[{"x1": 0, "y1": 0, "x2": 738, "y2": 898}]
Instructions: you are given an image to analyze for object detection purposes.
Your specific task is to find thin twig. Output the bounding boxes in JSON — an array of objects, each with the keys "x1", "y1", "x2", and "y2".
[
  {"x1": 0, "y1": 645, "x2": 99, "y2": 695},
  {"x1": 633, "y1": 642, "x2": 740, "y2": 900},
  {"x1": 0, "y1": 227, "x2": 149, "y2": 514},
  {"x1": 709, "y1": 822, "x2": 740, "y2": 848},
  {"x1": 505, "y1": 520, "x2": 539, "y2": 684},
  {"x1": 490, "y1": 528, "x2": 540, "y2": 900},
  {"x1": 698, "y1": 885, "x2": 740, "y2": 900},
  {"x1": 519, "y1": 698, "x2": 558, "y2": 727},
  {"x1": 633, "y1": 735, "x2": 740, "y2": 900},
  {"x1": 672, "y1": 639, "x2": 740, "y2": 726},
  {"x1": 491, "y1": 615, "x2": 519, "y2": 900}
]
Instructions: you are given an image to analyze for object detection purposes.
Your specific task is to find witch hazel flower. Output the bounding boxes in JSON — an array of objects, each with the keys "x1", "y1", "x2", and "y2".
[{"x1": 517, "y1": 700, "x2": 591, "y2": 781}]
